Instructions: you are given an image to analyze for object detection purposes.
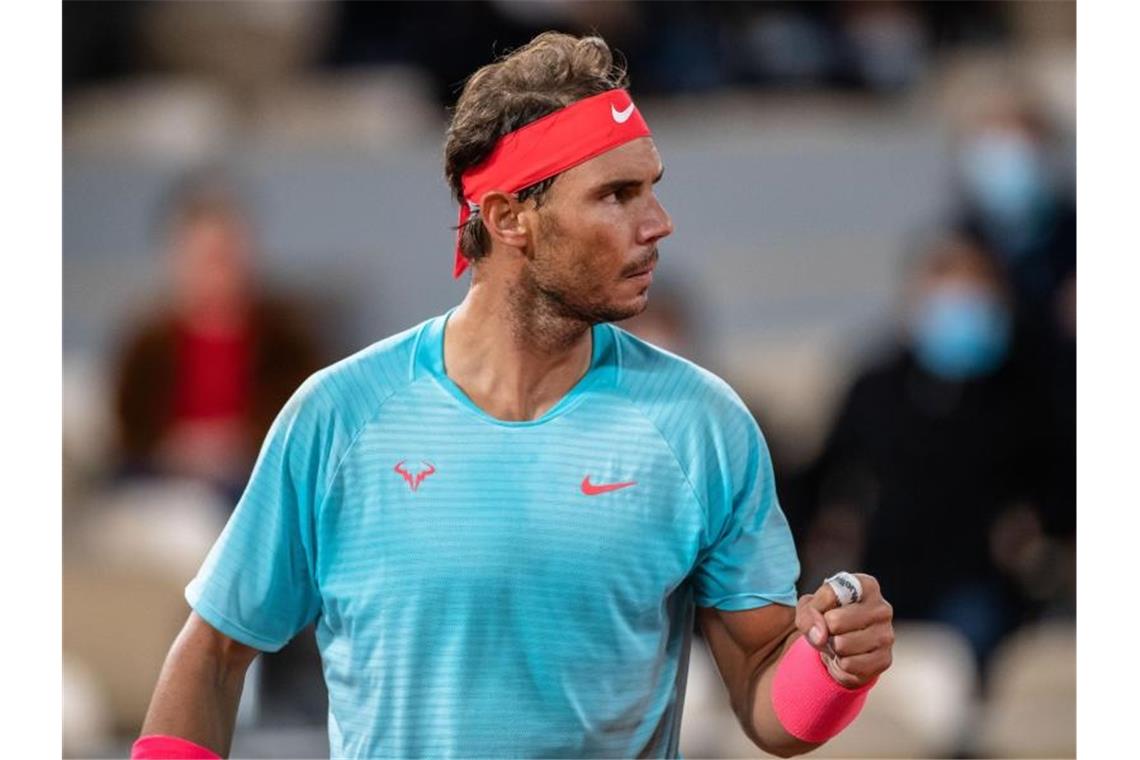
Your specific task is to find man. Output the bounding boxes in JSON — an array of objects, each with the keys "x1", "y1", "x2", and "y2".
[{"x1": 135, "y1": 32, "x2": 894, "y2": 759}]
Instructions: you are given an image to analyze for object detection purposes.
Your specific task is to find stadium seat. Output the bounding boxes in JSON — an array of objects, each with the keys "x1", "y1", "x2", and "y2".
[
  {"x1": 64, "y1": 78, "x2": 232, "y2": 161},
  {"x1": 62, "y1": 480, "x2": 236, "y2": 736},
  {"x1": 249, "y1": 67, "x2": 439, "y2": 151},
  {"x1": 682, "y1": 622, "x2": 978, "y2": 758},
  {"x1": 63, "y1": 654, "x2": 114, "y2": 757},
  {"x1": 63, "y1": 557, "x2": 194, "y2": 735},
  {"x1": 975, "y1": 620, "x2": 1075, "y2": 758},
  {"x1": 804, "y1": 622, "x2": 978, "y2": 758}
]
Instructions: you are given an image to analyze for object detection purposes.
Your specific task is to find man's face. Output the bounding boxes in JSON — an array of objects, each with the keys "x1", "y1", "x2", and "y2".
[{"x1": 519, "y1": 137, "x2": 673, "y2": 324}]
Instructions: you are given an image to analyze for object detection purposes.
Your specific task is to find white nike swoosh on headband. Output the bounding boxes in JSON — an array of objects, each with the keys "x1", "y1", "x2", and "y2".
[{"x1": 611, "y1": 103, "x2": 635, "y2": 124}]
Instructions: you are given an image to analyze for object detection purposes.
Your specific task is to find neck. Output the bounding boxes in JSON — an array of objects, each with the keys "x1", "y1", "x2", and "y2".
[{"x1": 444, "y1": 274, "x2": 593, "y2": 422}]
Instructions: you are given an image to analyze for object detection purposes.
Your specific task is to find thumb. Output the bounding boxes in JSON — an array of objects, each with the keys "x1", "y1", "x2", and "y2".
[
  {"x1": 796, "y1": 593, "x2": 831, "y2": 650},
  {"x1": 808, "y1": 579, "x2": 841, "y2": 614}
]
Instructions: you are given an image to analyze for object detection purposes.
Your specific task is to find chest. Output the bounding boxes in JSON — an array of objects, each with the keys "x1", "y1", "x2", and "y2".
[{"x1": 313, "y1": 413, "x2": 706, "y2": 631}]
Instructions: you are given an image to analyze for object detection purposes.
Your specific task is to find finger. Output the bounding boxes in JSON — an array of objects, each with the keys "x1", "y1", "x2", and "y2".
[
  {"x1": 824, "y1": 599, "x2": 893, "y2": 635},
  {"x1": 808, "y1": 582, "x2": 840, "y2": 613},
  {"x1": 834, "y1": 648, "x2": 893, "y2": 681},
  {"x1": 831, "y1": 622, "x2": 895, "y2": 658},
  {"x1": 796, "y1": 595, "x2": 831, "y2": 649},
  {"x1": 853, "y1": 573, "x2": 880, "y2": 599},
  {"x1": 811, "y1": 572, "x2": 880, "y2": 614}
]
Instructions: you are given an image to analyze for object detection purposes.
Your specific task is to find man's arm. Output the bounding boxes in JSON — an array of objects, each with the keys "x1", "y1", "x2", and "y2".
[
  {"x1": 697, "y1": 574, "x2": 894, "y2": 758},
  {"x1": 137, "y1": 611, "x2": 262, "y2": 758}
]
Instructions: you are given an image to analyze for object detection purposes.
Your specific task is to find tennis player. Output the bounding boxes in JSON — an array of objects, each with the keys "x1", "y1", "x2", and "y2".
[{"x1": 134, "y1": 32, "x2": 893, "y2": 759}]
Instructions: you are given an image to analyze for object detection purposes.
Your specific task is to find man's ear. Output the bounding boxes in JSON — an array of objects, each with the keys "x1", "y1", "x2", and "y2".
[{"x1": 480, "y1": 191, "x2": 531, "y2": 250}]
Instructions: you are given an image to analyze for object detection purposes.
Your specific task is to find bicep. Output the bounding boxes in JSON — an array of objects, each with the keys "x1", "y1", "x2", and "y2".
[
  {"x1": 140, "y1": 612, "x2": 262, "y2": 749},
  {"x1": 697, "y1": 604, "x2": 796, "y2": 719},
  {"x1": 178, "y1": 611, "x2": 262, "y2": 674}
]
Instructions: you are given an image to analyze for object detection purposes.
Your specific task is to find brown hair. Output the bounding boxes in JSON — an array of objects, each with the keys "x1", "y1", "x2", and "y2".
[{"x1": 444, "y1": 32, "x2": 629, "y2": 265}]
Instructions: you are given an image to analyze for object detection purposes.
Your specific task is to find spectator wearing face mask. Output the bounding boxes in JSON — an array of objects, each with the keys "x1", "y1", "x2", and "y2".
[
  {"x1": 955, "y1": 95, "x2": 1076, "y2": 571},
  {"x1": 955, "y1": 95, "x2": 1075, "y2": 340},
  {"x1": 788, "y1": 231, "x2": 1069, "y2": 672}
]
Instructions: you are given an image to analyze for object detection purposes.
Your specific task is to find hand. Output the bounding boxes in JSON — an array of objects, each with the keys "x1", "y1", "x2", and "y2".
[{"x1": 794, "y1": 573, "x2": 894, "y2": 689}]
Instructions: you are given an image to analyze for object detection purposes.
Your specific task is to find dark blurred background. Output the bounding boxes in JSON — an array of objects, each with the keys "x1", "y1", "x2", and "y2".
[{"x1": 62, "y1": 2, "x2": 1075, "y2": 757}]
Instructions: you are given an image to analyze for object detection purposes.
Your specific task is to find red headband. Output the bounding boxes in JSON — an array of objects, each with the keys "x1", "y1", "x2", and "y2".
[{"x1": 454, "y1": 88, "x2": 651, "y2": 277}]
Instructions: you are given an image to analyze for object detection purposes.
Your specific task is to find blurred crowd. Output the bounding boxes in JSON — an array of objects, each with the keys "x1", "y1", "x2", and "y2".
[
  {"x1": 785, "y1": 92, "x2": 1076, "y2": 670},
  {"x1": 62, "y1": 2, "x2": 1075, "y2": 758},
  {"x1": 65, "y1": 1, "x2": 1042, "y2": 102}
]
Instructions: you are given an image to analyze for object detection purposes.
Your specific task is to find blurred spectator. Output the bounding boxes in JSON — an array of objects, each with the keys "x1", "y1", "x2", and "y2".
[
  {"x1": 64, "y1": 1, "x2": 1031, "y2": 106},
  {"x1": 838, "y1": 1, "x2": 927, "y2": 93},
  {"x1": 954, "y1": 92, "x2": 1076, "y2": 559},
  {"x1": 106, "y1": 171, "x2": 333, "y2": 733},
  {"x1": 954, "y1": 93, "x2": 1076, "y2": 333},
  {"x1": 110, "y1": 172, "x2": 326, "y2": 503},
  {"x1": 788, "y1": 231, "x2": 1072, "y2": 672}
]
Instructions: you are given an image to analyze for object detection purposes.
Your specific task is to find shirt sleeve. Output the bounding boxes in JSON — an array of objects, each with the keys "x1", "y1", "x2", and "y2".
[
  {"x1": 185, "y1": 380, "x2": 327, "y2": 652},
  {"x1": 691, "y1": 414, "x2": 800, "y2": 611}
]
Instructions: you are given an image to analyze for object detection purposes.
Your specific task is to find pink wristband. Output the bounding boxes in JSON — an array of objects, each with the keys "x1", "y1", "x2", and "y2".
[
  {"x1": 131, "y1": 735, "x2": 221, "y2": 759},
  {"x1": 770, "y1": 635, "x2": 877, "y2": 743}
]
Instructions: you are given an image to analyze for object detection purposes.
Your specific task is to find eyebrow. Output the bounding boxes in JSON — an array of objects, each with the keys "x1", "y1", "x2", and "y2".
[{"x1": 592, "y1": 166, "x2": 665, "y2": 196}]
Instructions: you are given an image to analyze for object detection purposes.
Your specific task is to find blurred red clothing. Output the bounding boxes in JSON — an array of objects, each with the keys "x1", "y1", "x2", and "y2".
[
  {"x1": 171, "y1": 324, "x2": 253, "y2": 423},
  {"x1": 113, "y1": 296, "x2": 325, "y2": 481}
]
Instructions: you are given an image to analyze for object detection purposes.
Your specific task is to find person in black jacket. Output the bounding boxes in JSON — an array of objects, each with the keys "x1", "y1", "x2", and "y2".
[{"x1": 790, "y1": 230, "x2": 1072, "y2": 672}]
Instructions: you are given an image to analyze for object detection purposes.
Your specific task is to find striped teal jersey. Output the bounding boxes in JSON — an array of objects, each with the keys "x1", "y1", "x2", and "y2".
[{"x1": 185, "y1": 310, "x2": 800, "y2": 758}]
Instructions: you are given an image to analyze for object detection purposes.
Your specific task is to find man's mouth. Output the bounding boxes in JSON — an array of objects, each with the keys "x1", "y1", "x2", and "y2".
[{"x1": 624, "y1": 250, "x2": 658, "y2": 278}]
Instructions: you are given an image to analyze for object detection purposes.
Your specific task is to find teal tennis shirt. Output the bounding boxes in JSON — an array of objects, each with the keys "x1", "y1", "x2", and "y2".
[{"x1": 186, "y1": 310, "x2": 800, "y2": 758}]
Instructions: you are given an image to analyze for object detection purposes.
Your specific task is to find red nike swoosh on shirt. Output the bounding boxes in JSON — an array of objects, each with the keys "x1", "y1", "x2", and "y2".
[{"x1": 581, "y1": 476, "x2": 637, "y2": 496}]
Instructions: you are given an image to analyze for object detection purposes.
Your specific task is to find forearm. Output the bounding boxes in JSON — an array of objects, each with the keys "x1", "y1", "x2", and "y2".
[
  {"x1": 139, "y1": 616, "x2": 254, "y2": 757},
  {"x1": 743, "y1": 631, "x2": 822, "y2": 758},
  {"x1": 749, "y1": 630, "x2": 879, "y2": 757},
  {"x1": 700, "y1": 574, "x2": 892, "y2": 758}
]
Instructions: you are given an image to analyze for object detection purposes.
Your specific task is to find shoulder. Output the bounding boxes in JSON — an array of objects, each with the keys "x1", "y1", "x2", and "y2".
[
  {"x1": 605, "y1": 323, "x2": 756, "y2": 435},
  {"x1": 275, "y1": 317, "x2": 430, "y2": 438},
  {"x1": 603, "y1": 325, "x2": 773, "y2": 522}
]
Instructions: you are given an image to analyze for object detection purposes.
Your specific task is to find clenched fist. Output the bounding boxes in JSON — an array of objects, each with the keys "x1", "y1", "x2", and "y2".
[{"x1": 795, "y1": 573, "x2": 894, "y2": 689}]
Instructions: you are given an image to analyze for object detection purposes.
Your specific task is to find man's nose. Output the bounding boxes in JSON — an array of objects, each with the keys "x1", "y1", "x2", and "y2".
[{"x1": 639, "y1": 195, "x2": 674, "y2": 245}]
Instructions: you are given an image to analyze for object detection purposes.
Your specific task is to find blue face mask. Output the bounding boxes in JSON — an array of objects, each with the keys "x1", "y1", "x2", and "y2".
[
  {"x1": 910, "y1": 286, "x2": 1011, "y2": 380},
  {"x1": 960, "y1": 132, "x2": 1049, "y2": 223}
]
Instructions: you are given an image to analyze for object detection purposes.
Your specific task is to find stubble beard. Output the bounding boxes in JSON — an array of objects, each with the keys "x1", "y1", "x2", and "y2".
[
  {"x1": 521, "y1": 213, "x2": 652, "y2": 332},
  {"x1": 518, "y1": 245, "x2": 649, "y2": 345},
  {"x1": 502, "y1": 256, "x2": 647, "y2": 355}
]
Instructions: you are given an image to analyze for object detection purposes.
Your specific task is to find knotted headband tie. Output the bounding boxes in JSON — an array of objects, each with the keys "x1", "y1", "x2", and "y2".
[{"x1": 454, "y1": 88, "x2": 652, "y2": 277}]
